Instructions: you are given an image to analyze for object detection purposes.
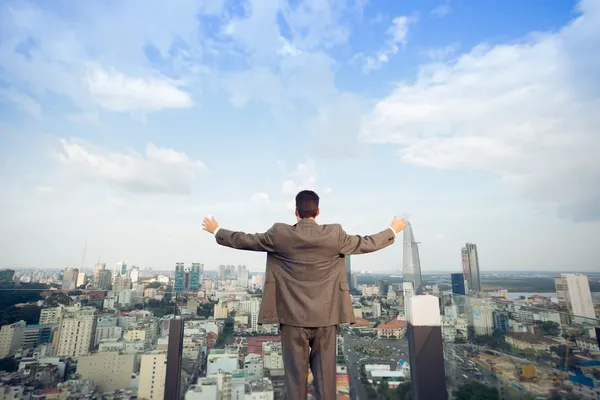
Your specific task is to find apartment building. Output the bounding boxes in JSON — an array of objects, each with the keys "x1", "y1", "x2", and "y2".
[{"x1": 138, "y1": 352, "x2": 167, "y2": 400}]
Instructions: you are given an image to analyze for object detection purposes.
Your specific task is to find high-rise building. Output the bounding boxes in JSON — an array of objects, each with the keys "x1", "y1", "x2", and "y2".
[
  {"x1": 190, "y1": 263, "x2": 203, "y2": 291},
  {"x1": 62, "y1": 268, "x2": 79, "y2": 290},
  {"x1": 218, "y1": 265, "x2": 236, "y2": 279},
  {"x1": 451, "y1": 273, "x2": 466, "y2": 296},
  {"x1": 493, "y1": 311, "x2": 509, "y2": 333},
  {"x1": 113, "y1": 275, "x2": 132, "y2": 292},
  {"x1": 40, "y1": 307, "x2": 63, "y2": 325},
  {"x1": 403, "y1": 222, "x2": 423, "y2": 293},
  {"x1": 93, "y1": 263, "x2": 106, "y2": 288},
  {"x1": 55, "y1": 307, "x2": 97, "y2": 357},
  {"x1": 174, "y1": 263, "x2": 185, "y2": 293},
  {"x1": 77, "y1": 272, "x2": 87, "y2": 287},
  {"x1": 237, "y1": 265, "x2": 249, "y2": 288},
  {"x1": 402, "y1": 282, "x2": 414, "y2": 317},
  {"x1": 345, "y1": 256, "x2": 353, "y2": 290},
  {"x1": 0, "y1": 320, "x2": 25, "y2": 357},
  {"x1": 114, "y1": 261, "x2": 127, "y2": 278},
  {"x1": 472, "y1": 302, "x2": 494, "y2": 336},
  {"x1": 128, "y1": 266, "x2": 140, "y2": 284},
  {"x1": 377, "y1": 280, "x2": 389, "y2": 296},
  {"x1": 97, "y1": 270, "x2": 111, "y2": 290},
  {"x1": 554, "y1": 274, "x2": 596, "y2": 320},
  {"x1": 77, "y1": 351, "x2": 135, "y2": 393},
  {"x1": 139, "y1": 352, "x2": 167, "y2": 400},
  {"x1": 462, "y1": 243, "x2": 481, "y2": 293},
  {"x1": 351, "y1": 272, "x2": 358, "y2": 291}
]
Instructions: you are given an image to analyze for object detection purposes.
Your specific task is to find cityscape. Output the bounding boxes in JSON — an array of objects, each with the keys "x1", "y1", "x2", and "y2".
[
  {"x1": 2, "y1": 0, "x2": 600, "y2": 399},
  {"x1": 0, "y1": 222, "x2": 599, "y2": 399}
]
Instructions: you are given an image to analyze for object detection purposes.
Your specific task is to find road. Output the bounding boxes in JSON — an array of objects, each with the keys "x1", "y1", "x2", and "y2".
[
  {"x1": 444, "y1": 343, "x2": 499, "y2": 390},
  {"x1": 340, "y1": 328, "x2": 410, "y2": 400}
]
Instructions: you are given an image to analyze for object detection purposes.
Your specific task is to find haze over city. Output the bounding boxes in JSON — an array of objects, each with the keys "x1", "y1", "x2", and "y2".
[{"x1": 1, "y1": 0, "x2": 599, "y2": 272}]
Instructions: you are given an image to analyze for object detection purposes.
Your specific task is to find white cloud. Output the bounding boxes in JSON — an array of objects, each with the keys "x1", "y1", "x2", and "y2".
[
  {"x1": 0, "y1": 0, "x2": 215, "y2": 116},
  {"x1": 57, "y1": 139, "x2": 207, "y2": 194},
  {"x1": 361, "y1": 15, "x2": 417, "y2": 72},
  {"x1": 86, "y1": 67, "x2": 193, "y2": 113},
  {"x1": 361, "y1": 1, "x2": 600, "y2": 221},
  {"x1": 282, "y1": 159, "x2": 318, "y2": 195}
]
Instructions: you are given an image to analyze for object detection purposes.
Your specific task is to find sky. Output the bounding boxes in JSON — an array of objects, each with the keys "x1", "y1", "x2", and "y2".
[{"x1": 1, "y1": 0, "x2": 599, "y2": 273}]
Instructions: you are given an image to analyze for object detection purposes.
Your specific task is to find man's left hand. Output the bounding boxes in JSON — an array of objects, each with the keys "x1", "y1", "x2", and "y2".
[{"x1": 202, "y1": 216, "x2": 219, "y2": 234}]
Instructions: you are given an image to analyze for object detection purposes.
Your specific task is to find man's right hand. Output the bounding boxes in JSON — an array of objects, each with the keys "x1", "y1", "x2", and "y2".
[{"x1": 391, "y1": 217, "x2": 406, "y2": 233}]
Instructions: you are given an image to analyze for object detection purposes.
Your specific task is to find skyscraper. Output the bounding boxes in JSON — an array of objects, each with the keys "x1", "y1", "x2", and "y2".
[
  {"x1": 62, "y1": 268, "x2": 79, "y2": 290},
  {"x1": 190, "y1": 263, "x2": 203, "y2": 291},
  {"x1": 97, "y1": 270, "x2": 111, "y2": 290},
  {"x1": 237, "y1": 265, "x2": 249, "y2": 288},
  {"x1": 114, "y1": 261, "x2": 127, "y2": 278},
  {"x1": 345, "y1": 256, "x2": 353, "y2": 290},
  {"x1": 451, "y1": 273, "x2": 466, "y2": 296},
  {"x1": 462, "y1": 243, "x2": 481, "y2": 293},
  {"x1": 93, "y1": 263, "x2": 106, "y2": 288},
  {"x1": 554, "y1": 274, "x2": 596, "y2": 320},
  {"x1": 174, "y1": 263, "x2": 185, "y2": 293},
  {"x1": 402, "y1": 222, "x2": 422, "y2": 293}
]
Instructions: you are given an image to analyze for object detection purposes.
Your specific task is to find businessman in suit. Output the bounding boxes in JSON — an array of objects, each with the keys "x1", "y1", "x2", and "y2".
[{"x1": 202, "y1": 190, "x2": 405, "y2": 399}]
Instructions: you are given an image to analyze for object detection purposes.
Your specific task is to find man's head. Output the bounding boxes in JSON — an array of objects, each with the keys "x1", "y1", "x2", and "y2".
[{"x1": 295, "y1": 190, "x2": 320, "y2": 219}]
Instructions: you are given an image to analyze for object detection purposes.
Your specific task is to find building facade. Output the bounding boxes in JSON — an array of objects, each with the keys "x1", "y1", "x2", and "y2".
[
  {"x1": 402, "y1": 222, "x2": 422, "y2": 293},
  {"x1": 461, "y1": 243, "x2": 481, "y2": 293},
  {"x1": 451, "y1": 273, "x2": 466, "y2": 296},
  {"x1": 554, "y1": 274, "x2": 596, "y2": 320},
  {"x1": 138, "y1": 353, "x2": 167, "y2": 400}
]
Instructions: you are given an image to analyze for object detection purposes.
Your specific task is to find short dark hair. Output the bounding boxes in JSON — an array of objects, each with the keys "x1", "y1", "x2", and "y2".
[{"x1": 295, "y1": 190, "x2": 319, "y2": 218}]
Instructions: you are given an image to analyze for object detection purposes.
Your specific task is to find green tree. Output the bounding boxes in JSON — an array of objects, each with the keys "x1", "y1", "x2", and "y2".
[
  {"x1": 0, "y1": 282, "x2": 47, "y2": 308},
  {"x1": 145, "y1": 282, "x2": 161, "y2": 289},
  {"x1": 0, "y1": 305, "x2": 41, "y2": 325},
  {"x1": 215, "y1": 317, "x2": 234, "y2": 348},
  {"x1": 45, "y1": 292, "x2": 73, "y2": 307},
  {"x1": 538, "y1": 321, "x2": 560, "y2": 336},
  {"x1": 454, "y1": 382, "x2": 498, "y2": 400},
  {"x1": 378, "y1": 379, "x2": 390, "y2": 395},
  {"x1": 197, "y1": 303, "x2": 214, "y2": 318}
]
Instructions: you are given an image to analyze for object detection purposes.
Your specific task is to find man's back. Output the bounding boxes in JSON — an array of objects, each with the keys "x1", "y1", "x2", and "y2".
[
  {"x1": 203, "y1": 189, "x2": 406, "y2": 400},
  {"x1": 215, "y1": 218, "x2": 396, "y2": 327}
]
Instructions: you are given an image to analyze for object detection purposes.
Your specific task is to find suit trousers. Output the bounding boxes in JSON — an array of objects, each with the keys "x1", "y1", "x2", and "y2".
[{"x1": 280, "y1": 324, "x2": 338, "y2": 400}]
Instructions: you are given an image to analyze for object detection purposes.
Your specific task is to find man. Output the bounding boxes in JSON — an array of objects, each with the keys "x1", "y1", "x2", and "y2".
[{"x1": 202, "y1": 190, "x2": 405, "y2": 399}]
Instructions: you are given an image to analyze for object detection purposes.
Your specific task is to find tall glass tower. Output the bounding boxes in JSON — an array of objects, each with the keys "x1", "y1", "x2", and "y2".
[
  {"x1": 402, "y1": 221, "x2": 422, "y2": 293},
  {"x1": 174, "y1": 262, "x2": 185, "y2": 293},
  {"x1": 462, "y1": 243, "x2": 481, "y2": 293},
  {"x1": 190, "y1": 263, "x2": 203, "y2": 291}
]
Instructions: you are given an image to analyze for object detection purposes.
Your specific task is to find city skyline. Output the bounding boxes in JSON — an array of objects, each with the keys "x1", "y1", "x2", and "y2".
[{"x1": 1, "y1": 0, "x2": 600, "y2": 272}]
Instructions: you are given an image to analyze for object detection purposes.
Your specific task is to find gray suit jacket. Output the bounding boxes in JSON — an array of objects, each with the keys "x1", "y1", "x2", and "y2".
[{"x1": 215, "y1": 219, "x2": 395, "y2": 327}]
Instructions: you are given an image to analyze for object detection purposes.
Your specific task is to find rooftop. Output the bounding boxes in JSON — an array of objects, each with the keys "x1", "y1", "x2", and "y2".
[{"x1": 377, "y1": 319, "x2": 407, "y2": 330}]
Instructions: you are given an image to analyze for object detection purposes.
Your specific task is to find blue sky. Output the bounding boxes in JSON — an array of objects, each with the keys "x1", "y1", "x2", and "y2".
[{"x1": 1, "y1": 0, "x2": 599, "y2": 273}]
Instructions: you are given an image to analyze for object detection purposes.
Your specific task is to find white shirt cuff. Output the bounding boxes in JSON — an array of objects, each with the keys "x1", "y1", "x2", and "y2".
[
  {"x1": 213, "y1": 227, "x2": 220, "y2": 236},
  {"x1": 389, "y1": 227, "x2": 397, "y2": 236}
]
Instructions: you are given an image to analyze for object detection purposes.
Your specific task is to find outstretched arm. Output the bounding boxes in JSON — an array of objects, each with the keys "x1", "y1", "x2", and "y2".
[
  {"x1": 202, "y1": 216, "x2": 275, "y2": 252},
  {"x1": 339, "y1": 217, "x2": 405, "y2": 255}
]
